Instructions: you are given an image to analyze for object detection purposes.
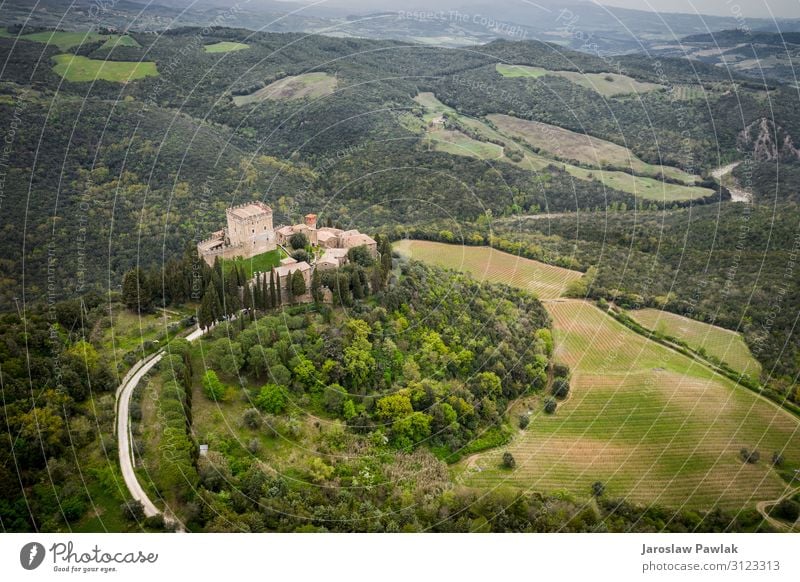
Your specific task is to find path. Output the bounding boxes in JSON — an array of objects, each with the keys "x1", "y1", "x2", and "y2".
[
  {"x1": 115, "y1": 324, "x2": 208, "y2": 530},
  {"x1": 756, "y1": 484, "x2": 800, "y2": 532}
]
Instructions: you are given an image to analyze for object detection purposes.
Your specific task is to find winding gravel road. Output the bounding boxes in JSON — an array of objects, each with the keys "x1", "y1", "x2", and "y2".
[{"x1": 116, "y1": 325, "x2": 207, "y2": 528}]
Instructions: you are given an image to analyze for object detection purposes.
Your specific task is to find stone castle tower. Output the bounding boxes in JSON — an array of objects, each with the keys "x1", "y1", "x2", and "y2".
[{"x1": 226, "y1": 201, "x2": 274, "y2": 251}]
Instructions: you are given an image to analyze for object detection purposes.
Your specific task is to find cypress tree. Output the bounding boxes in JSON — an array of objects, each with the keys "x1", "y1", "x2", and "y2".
[
  {"x1": 311, "y1": 268, "x2": 322, "y2": 303},
  {"x1": 269, "y1": 270, "x2": 276, "y2": 308},
  {"x1": 352, "y1": 267, "x2": 364, "y2": 299},
  {"x1": 292, "y1": 270, "x2": 307, "y2": 299},
  {"x1": 287, "y1": 271, "x2": 295, "y2": 304}
]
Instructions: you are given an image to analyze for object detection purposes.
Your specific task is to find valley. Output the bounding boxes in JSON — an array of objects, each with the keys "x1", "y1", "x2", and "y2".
[{"x1": 1, "y1": 14, "x2": 799, "y2": 536}]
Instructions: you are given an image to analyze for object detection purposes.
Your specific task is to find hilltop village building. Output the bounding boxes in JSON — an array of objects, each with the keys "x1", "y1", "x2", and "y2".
[{"x1": 197, "y1": 202, "x2": 378, "y2": 302}]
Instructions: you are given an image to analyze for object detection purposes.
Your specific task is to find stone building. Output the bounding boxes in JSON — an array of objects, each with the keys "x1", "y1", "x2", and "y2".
[
  {"x1": 199, "y1": 203, "x2": 380, "y2": 304},
  {"x1": 197, "y1": 201, "x2": 276, "y2": 266}
]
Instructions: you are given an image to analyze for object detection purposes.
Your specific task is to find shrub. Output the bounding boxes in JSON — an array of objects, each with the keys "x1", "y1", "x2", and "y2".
[
  {"x1": 592, "y1": 481, "x2": 606, "y2": 497},
  {"x1": 739, "y1": 448, "x2": 760, "y2": 464},
  {"x1": 544, "y1": 397, "x2": 557, "y2": 414},
  {"x1": 553, "y1": 363, "x2": 570, "y2": 377},
  {"x1": 770, "y1": 499, "x2": 800, "y2": 522},
  {"x1": 121, "y1": 499, "x2": 145, "y2": 521},
  {"x1": 772, "y1": 451, "x2": 785, "y2": 467},
  {"x1": 518, "y1": 414, "x2": 530, "y2": 429},
  {"x1": 242, "y1": 408, "x2": 261, "y2": 429},
  {"x1": 291, "y1": 249, "x2": 310, "y2": 262},
  {"x1": 144, "y1": 514, "x2": 165, "y2": 530},
  {"x1": 289, "y1": 232, "x2": 309, "y2": 250},
  {"x1": 256, "y1": 383, "x2": 288, "y2": 414},
  {"x1": 552, "y1": 377, "x2": 570, "y2": 399},
  {"x1": 201, "y1": 370, "x2": 225, "y2": 401},
  {"x1": 502, "y1": 452, "x2": 516, "y2": 469}
]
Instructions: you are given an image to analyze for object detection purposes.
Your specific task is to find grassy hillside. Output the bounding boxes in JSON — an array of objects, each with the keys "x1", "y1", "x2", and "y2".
[
  {"x1": 51, "y1": 54, "x2": 159, "y2": 82},
  {"x1": 459, "y1": 299, "x2": 799, "y2": 509},
  {"x1": 204, "y1": 41, "x2": 249, "y2": 53},
  {"x1": 487, "y1": 113, "x2": 698, "y2": 183},
  {"x1": 233, "y1": 72, "x2": 337, "y2": 105},
  {"x1": 412, "y1": 93, "x2": 714, "y2": 201},
  {"x1": 495, "y1": 63, "x2": 665, "y2": 96},
  {"x1": 394, "y1": 240, "x2": 583, "y2": 300},
  {"x1": 629, "y1": 308, "x2": 761, "y2": 377}
]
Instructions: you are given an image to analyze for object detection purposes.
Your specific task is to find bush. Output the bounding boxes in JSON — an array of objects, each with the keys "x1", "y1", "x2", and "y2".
[
  {"x1": 544, "y1": 397, "x2": 557, "y2": 414},
  {"x1": 255, "y1": 383, "x2": 288, "y2": 414},
  {"x1": 502, "y1": 452, "x2": 516, "y2": 469},
  {"x1": 770, "y1": 499, "x2": 800, "y2": 522},
  {"x1": 592, "y1": 481, "x2": 606, "y2": 497},
  {"x1": 553, "y1": 363, "x2": 570, "y2": 378},
  {"x1": 144, "y1": 514, "x2": 166, "y2": 530},
  {"x1": 121, "y1": 499, "x2": 145, "y2": 522},
  {"x1": 518, "y1": 414, "x2": 530, "y2": 429},
  {"x1": 772, "y1": 451, "x2": 785, "y2": 467},
  {"x1": 242, "y1": 408, "x2": 261, "y2": 429},
  {"x1": 739, "y1": 448, "x2": 760, "y2": 464},
  {"x1": 289, "y1": 232, "x2": 309, "y2": 250},
  {"x1": 552, "y1": 377, "x2": 570, "y2": 399},
  {"x1": 291, "y1": 249, "x2": 310, "y2": 262},
  {"x1": 202, "y1": 370, "x2": 225, "y2": 401}
]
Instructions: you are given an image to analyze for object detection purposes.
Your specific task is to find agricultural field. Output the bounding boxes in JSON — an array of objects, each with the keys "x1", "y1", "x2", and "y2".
[
  {"x1": 487, "y1": 114, "x2": 699, "y2": 184},
  {"x1": 495, "y1": 63, "x2": 550, "y2": 79},
  {"x1": 458, "y1": 299, "x2": 800, "y2": 510},
  {"x1": 51, "y1": 54, "x2": 159, "y2": 83},
  {"x1": 565, "y1": 165, "x2": 713, "y2": 202},
  {"x1": 424, "y1": 128, "x2": 504, "y2": 160},
  {"x1": 12, "y1": 30, "x2": 111, "y2": 50},
  {"x1": 413, "y1": 91, "x2": 457, "y2": 122},
  {"x1": 629, "y1": 308, "x2": 761, "y2": 377},
  {"x1": 496, "y1": 63, "x2": 665, "y2": 97},
  {"x1": 100, "y1": 35, "x2": 141, "y2": 49},
  {"x1": 233, "y1": 72, "x2": 337, "y2": 105},
  {"x1": 394, "y1": 240, "x2": 583, "y2": 300},
  {"x1": 412, "y1": 93, "x2": 713, "y2": 201},
  {"x1": 204, "y1": 41, "x2": 249, "y2": 53}
]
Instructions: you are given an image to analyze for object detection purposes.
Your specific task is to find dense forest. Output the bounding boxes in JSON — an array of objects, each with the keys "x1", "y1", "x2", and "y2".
[{"x1": 1, "y1": 23, "x2": 799, "y2": 532}]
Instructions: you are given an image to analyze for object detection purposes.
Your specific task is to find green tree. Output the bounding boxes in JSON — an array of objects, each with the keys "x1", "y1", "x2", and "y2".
[
  {"x1": 291, "y1": 270, "x2": 306, "y2": 298},
  {"x1": 347, "y1": 245, "x2": 374, "y2": 267},
  {"x1": 311, "y1": 268, "x2": 323, "y2": 303},
  {"x1": 502, "y1": 452, "x2": 516, "y2": 469},
  {"x1": 390, "y1": 411, "x2": 431, "y2": 449},
  {"x1": 269, "y1": 270, "x2": 277, "y2": 308},
  {"x1": 376, "y1": 392, "x2": 413, "y2": 421},
  {"x1": 552, "y1": 377, "x2": 570, "y2": 399},
  {"x1": 121, "y1": 499, "x2": 145, "y2": 521},
  {"x1": 544, "y1": 397, "x2": 557, "y2": 414},
  {"x1": 342, "y1": 399, "x2": 356, "y2": 420},
  {"x1": 343, "y1": 319, "x2": 375, "y2": 389},
  {"x1": 202, "y1": 370, "x2": 226, "y2": 401},
  {"x1": 122, "y1": 268, "x2": 152, "y2": 312},
  {"x1": 289, "y1": 232, "x2": 309, "y2": 250},
  {"x1": 256, "y1": 383, "x2": 288, "y2": 414}
]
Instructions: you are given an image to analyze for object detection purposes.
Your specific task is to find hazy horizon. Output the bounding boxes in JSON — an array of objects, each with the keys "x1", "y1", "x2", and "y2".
[{"x1": 278, "y1": 0, "x2": 800, "y2": 20}]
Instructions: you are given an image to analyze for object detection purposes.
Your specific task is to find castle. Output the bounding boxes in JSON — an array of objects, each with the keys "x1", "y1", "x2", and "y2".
[
  {"x1": 197, "y1": 201, "x2": 378, "y2": 301},
  {"x1": 197, "y1": 201, "x2": 277, "y2": 263}
]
